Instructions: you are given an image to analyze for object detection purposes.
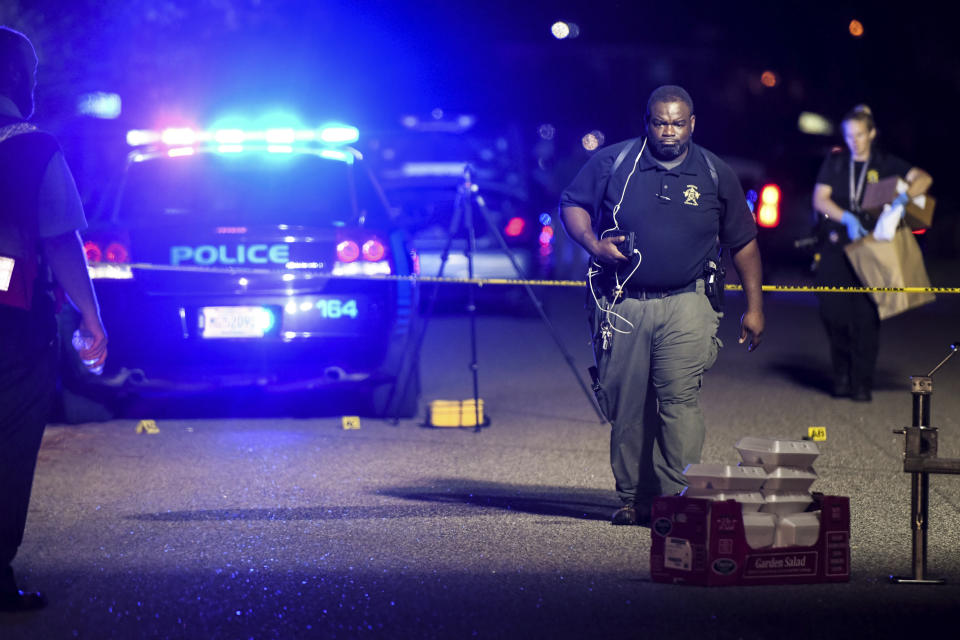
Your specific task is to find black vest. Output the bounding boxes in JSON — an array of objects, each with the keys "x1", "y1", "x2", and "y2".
[{"x1": 0, "y1": 115, "x2": 62, "y2": 346}]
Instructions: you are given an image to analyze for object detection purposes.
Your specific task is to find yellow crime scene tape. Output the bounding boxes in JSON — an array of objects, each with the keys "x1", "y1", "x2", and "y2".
[{"x1": 96, "y1": 262, "x2": 960, "y2": 294}]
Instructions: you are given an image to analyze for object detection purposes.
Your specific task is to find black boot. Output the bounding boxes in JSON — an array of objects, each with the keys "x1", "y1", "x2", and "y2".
[{"x1": 0, "y1": 565, "x2": 46, "y2": 613}]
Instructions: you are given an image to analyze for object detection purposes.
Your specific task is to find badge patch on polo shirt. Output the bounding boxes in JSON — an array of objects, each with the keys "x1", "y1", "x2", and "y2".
[{"x1": 683, "y1": 184, "x2": 701, "y2": 206}]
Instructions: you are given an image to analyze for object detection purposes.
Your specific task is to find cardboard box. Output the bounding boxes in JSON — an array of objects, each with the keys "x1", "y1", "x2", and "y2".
[
  {"x1": 861, "y1": 175, "x2": 935, "y2": 230},
  {"x1": 650, "y1": 495, "x2": 850, "y2": 586}
]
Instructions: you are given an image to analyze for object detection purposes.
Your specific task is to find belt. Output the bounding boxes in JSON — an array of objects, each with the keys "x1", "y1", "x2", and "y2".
[{"x1": 623, "y1": 280, "x2": 698, "y2": 300}]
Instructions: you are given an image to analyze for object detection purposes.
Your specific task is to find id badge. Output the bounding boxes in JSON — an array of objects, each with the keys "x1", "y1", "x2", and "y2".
[{"x1": 0, "y1": 256, "x2": 15, "y2": 292}]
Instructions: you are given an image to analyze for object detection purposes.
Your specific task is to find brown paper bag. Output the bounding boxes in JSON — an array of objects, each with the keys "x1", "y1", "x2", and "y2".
[{"x1": 843, "y1": 226, "x2": 935, "y2": 320}]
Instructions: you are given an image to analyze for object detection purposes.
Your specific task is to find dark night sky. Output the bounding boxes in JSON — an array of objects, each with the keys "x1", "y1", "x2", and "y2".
[{"x1": 6, "y1": 0, "x2": 958, "y2": 237}]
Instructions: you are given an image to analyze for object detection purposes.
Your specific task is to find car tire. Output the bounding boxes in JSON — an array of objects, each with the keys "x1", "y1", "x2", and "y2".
[
  {"x1": 59, "y1": 385, "x2": 117, "y2": 424},
  {"x1": 370, "y1": 362, "x2": 420, "y2": 419}
]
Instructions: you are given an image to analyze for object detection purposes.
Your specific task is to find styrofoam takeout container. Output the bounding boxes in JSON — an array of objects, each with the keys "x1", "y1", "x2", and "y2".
[
  {"x1": 761, "y1": 467, "x2": 818, "y2": 492},
  {"x1": 736, "y1": 437, "x2": 820, "y2": 468},
  {"x1": 681, "y1": 489, "x2": 765, "y2": 512},
  {"x1": 775, "y1": 512, "x2": 821, "y2": 547},
  {"x1": 683, "y1": 464, "x2": 767, "y2": 491},
  {"x1": 759, "y1": 491, "x2": 813, "y2": 516},
  {"x1": 742, "y1": 511, "x2": 777, "y2": 549}
]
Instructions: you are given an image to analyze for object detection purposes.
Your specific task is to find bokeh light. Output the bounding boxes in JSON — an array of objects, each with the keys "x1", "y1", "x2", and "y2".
[
  {"x1": 849, "y1": 19, "x2": 864, "y2": 37},
  {"x1": 76, "y1": 92, "x2": 122, "y2": 119},
  {"x1": 581, "y1": 130, "x2": 605, "y2": 151},
  {"x1": 550, "y1": 21, "x2": 580, "y2": 39},
  {"x1": 538, "y1": 123, "x2": 556, "y2": 140},
  {"x1": 760, "y1": 71, "x2": 777, "y2": 88},
  {"x1": 797, "y1": 112, "x2": 834, "y2": 135},
  {"x1": 504, "y1": 217, "x2": 526, "y2": 237}
]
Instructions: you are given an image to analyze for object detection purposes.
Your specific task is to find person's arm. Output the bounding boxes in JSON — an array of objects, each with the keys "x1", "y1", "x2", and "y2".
[
  {"x1": 730, "y1": 238, "x2": 764, "y2": 352},
  {"x1": 904, "y1": 167, "x2": 932, "y2": 198},
  {"x1": 560, "y1": 205, "x2": 627, "y2": 264},
  {"x1": 41, "y1": 230, "x2": 107, "y2": 366},
  {"x1": 813, "y1": 183, "x2": 867, "y2": 240},
  {"x1": 812, "y1": 183, "x2": 847, "y2": 223}
]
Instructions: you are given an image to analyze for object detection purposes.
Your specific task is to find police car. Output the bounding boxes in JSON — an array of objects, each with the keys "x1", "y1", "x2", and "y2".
[
  {"x1": 65, "y1": 118, "x2": 420, "y2": 419},
  {"x1": 364, "y1": 113, "x2": 551, "y2": 283}
]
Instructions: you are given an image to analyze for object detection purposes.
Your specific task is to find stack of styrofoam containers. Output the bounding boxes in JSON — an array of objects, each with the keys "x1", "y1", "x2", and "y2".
[
  {"x1": 735, "y1": 437, "x2": 820, "y2": 548},
  {"x1": 681, "y1": 464, "x2": 772, "y2": 548}
]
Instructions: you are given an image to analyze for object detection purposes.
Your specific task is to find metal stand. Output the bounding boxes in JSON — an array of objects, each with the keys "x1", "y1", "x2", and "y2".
[
  {"x1": 470, "y1": 171, "x2": 605, "y2": 425},
  {"x1": 890, "y1": 341, "x2": 960, "y2": 584},
  {"x1": 386, "y1": 166, "x2": 605, "y2": 428}
]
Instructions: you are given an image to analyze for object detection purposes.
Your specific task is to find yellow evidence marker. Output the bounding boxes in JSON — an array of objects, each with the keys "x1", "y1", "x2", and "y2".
[{"x1": 135, "y1": 419, "x2": 160, "y2": 434}]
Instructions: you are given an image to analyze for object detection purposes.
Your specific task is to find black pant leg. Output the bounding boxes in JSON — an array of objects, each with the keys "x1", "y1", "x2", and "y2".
[
  {"x1": 816, "y1": 247, "x2": 859, "y2": 388},
  {"x1": 816, "y1": 244, "x2": 881, "y2": 393},
  {"x1": 849, "y1": 291, "x2": 881, "y2": 391},
  {"x1": 818, "y1": 305, "x2": 852, "y2": 386},
  {"x1": 0, "y1": 320, "x2": 57, "y2": 573}
]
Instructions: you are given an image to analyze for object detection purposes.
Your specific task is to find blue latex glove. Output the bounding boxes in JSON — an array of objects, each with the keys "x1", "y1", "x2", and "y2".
[
  {"x1": 841, "y1": 211, "x2": 867, "y2": 241},
  {"x1": 891, "y1": 192, "x2": 910, "y2": 216}
]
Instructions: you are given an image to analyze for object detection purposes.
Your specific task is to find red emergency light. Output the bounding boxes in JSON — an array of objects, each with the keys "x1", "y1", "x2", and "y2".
[{"x1": 757, "y1": 184, "x2": 781, "y2": 228}]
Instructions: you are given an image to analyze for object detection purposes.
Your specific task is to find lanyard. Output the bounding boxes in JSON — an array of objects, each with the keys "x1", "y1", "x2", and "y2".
[{"x1": 848, "y1": 156, "x2": 869, "y2": 212}]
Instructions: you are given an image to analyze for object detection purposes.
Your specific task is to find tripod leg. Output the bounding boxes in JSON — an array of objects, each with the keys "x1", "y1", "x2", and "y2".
[
  {"x1": 462, "y1": 185, "x2": 484, "y2": 432},
  {"x1": 472, "y1": 192, "x2": 606, "y2": 423},
  {"x1": 385, "y1": 191, "x2": 466, "y2": 423}
]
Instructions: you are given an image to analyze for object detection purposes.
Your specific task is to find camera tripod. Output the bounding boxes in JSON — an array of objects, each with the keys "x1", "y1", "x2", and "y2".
[{"x1": 385, "y1": 165, "x2": 605, "y2": 429}]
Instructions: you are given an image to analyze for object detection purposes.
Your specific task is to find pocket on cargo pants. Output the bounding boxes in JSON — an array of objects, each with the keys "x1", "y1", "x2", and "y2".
[{"x1": 697, "y1": 284, "x2": 723, "y2": 372}]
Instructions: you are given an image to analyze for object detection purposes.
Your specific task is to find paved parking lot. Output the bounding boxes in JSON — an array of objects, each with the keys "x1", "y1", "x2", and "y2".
[{"x1": 3, "y1": 283, "x2": 960, "y2": 639}]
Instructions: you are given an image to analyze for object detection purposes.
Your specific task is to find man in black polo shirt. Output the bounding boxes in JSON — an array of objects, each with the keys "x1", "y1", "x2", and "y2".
[{"x1": 560, "y1": 85, "x2": 764, "y2": 525}]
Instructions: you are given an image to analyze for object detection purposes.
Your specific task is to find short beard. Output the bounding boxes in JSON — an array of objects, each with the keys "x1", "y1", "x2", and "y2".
[{"x1": 650, "y1": 139, "x2": 689, "y2": 161}]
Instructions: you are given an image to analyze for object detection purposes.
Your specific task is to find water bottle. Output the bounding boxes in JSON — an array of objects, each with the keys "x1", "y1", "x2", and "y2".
[{"x1": 71, "y1": 328, "x2": 103, "y2": 375}]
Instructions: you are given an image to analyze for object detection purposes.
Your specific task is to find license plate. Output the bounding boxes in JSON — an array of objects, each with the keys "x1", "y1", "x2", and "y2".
[{"x1": 199, "y1": 306, "x2": 274, "y2": 338}]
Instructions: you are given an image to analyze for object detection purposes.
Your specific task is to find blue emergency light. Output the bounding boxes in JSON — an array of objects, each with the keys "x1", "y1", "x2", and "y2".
[{"x1": 126, "y1": 123, "x2": 360, "y2": 149}]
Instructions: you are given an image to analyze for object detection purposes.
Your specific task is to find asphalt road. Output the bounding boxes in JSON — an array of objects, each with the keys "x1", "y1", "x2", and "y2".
[{"x1": 4, "y1": 274, "x2": 960, "y2": 639}]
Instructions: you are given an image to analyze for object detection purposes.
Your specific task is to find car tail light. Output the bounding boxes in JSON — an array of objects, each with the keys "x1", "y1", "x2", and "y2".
[
  {"x1": 539, "y1": 225, "x2": 554, "y2": 246},
  {"x1": 333, "y1": 236, "x2": 392, "y2": 276},
  {"x1": 336, "y1": 240, "x2": 360, "y2": 263},
  {"x1": 504, "y1": 217, "x2": 525, "y2": 238},
  {"x1": 757, "y1": 184, "x2": 780, "y2": 228},
  {"x1": 362, "y1": 239, "x2": 385, "y2": 262},
  {"x1": 83, "y1": 240, "x2": 102, "y2": 263},
  {"x1": 84, "y1": 239, "x2": 130, "y2": 264},
  {"x1": 104, "y1": 242, "x2": 129, "y2": 263},
  {"x1": 84, "y1": 237, "x2": 134, "y2": 280}
]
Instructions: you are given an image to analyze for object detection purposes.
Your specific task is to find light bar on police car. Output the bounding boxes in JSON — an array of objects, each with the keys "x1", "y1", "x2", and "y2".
[{"x1": 126, "y1": 123, "x2": 359, "y2": 148}]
